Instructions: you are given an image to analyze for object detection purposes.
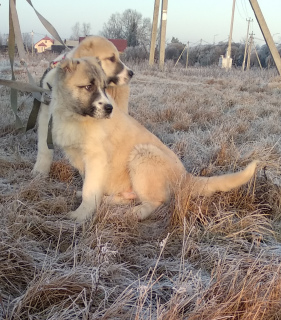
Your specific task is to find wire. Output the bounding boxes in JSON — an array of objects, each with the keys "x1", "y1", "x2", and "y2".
[
  {"x1": 201, "y1": 39, "x2": 211, "y2": 44},
  {"x1": 254, "y1": 37, "x2": 265, "y2": 43},
  {"x1": 33, "y1": 32, "x2": 49, "y2": 36},
  {"x1": 236, "y1": 0, "x2": 246, "y2": 20},
  {"x1": 241, "y1": 0, "x2": 249, "y2": 17}
]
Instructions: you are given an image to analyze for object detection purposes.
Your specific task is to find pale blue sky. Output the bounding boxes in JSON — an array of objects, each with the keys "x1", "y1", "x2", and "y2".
[{"x1": 0, "y1": 1, "x2": 280, "y2": 46}]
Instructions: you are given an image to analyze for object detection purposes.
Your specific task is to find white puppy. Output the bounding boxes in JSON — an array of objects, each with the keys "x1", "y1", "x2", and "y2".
[
  {"x1": 32, "y1": 36, "x2": 133, "y2": 177},
  {"x1": 49, "y1": 57, "x2": 259, "y2": 222}
]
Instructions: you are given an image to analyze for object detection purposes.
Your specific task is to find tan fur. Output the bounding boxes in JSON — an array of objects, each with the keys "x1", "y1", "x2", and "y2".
[
  {"x1": 32, "y1": 36, "x2": 133, "y2": 176},
  {"x1": 50, "y1": 57, "x2": 259, "y2": 222}
]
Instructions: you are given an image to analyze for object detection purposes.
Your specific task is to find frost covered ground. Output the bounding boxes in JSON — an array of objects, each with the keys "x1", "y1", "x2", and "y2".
[{"x1": 1, "y1": 55, "x2": 281, "y2": 319}]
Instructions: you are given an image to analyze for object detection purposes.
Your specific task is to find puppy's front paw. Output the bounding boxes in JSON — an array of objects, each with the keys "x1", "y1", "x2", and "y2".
[
  {"x1": 68, "y1": 209, "x2": 92, "y2": 222},
  {"x1": 76, "y1": 190, "x2": 82, "y2": 198},
  {"x1": 31, "y1": 167, "x2": 49, "y2": 178},
  {"x1": 32, "y1": 160, "x2": 51, "y2": 177},
  {"x1": 68, "y1": 210, "x2": 88, "y2": 222},
  {"x1": 132, "y1": 203, "x2": 159, "y2": 221}
]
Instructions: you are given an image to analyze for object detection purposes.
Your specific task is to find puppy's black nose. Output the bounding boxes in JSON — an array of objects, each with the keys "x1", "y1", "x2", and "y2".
[
  {"x1": 104, "y1": 104, "x2": 113, "y2": 114},
  {"x1": 128, "y1": 70, "x2": 134, "y2": 78}
]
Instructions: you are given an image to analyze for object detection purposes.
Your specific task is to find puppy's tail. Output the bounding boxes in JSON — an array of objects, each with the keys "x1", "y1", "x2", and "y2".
[{"x1": 188, "y1": 160, "x2": 259, "y2": 197}]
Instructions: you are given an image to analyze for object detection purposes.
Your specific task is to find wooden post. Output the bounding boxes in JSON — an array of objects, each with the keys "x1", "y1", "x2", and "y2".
[
  {"x1": 246, "y1": 33, "x2": 253, "y2": 70},
  {"x1": 254, "y1": 43, "x2": 263, "y2": 69},
  {"x1": 242, "y1": 18, "x2": 252, "y2": 71},
  {"x1": 159, "y1": 0, "x2": 168, "y2": 69},
  {"x1": 185, "y1": 41, "x2": 189, "y2": 68},
  {"x1": 249, "y1": 0, "x2": 281, "y2": 75},
  {"x1": 225, "y1": 0, "x2": 236, "y2": 69},
  {"x1": 31, "y1": 30, "x2": 34, "y2": 56},
  {"x1": 149, "y1": 0, "x2": 160, "y2": 65}
]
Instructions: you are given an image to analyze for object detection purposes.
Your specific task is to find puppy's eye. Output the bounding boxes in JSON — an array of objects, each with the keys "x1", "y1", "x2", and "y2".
[
  {"x1": 84, "y1": 84, "x2": 94, "y2": 91},
  {"x1": 108, "y1": 55, "x2": 116, "y2": 63}
]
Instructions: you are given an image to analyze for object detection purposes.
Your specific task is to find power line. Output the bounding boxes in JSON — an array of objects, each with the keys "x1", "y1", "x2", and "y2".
[
  {"x1": 241, "y1": 0, "x2": 249, "y2": 17},
  {"x1": 236, "y1": 0, "x2": 246, "y2": 20},
  {"x1": 201, "y1": 39, "x2": 211, "y2": 44},
  {"x1": 254, "y1": 37, "x2": 266, "y2": 42}
]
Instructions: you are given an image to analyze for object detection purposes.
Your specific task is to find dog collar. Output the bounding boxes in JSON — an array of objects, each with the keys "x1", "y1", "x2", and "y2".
[{"x1": 50, "y1": 53, "x2": 66, "y2": 68}]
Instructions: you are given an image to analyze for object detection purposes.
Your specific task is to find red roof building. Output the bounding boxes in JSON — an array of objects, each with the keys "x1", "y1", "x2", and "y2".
[
  {"x1": 108, "y1": 39, "x2": 127, "y2": 53},
  {"x1": 34, "y1": 36, "x2": 54, "y2": 53},
  {"x1": 79, "y1": 37, "x2": 127, "y2": 53}
]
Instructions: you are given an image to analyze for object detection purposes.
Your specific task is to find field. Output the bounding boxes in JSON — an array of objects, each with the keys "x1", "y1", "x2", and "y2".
[{"x1": 1, "y1": 55, "x2": 281, "y2": 319}]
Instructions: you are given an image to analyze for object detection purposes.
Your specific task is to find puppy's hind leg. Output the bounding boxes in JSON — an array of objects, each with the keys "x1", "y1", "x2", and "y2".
[
  {"x1": 129, "y1": 144, "x2": 172, "y2": 221},
  {"x1": 32, "y1": 103, "x2": 53, "y2": 176}
]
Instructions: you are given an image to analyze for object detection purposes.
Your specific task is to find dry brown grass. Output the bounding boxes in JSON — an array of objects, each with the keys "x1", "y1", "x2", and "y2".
[{"x1": 1, "y1": 58, "x2": 281, "y2": 319}]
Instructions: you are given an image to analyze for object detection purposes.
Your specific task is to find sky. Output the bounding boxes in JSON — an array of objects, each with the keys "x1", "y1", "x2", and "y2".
[{"x1": 0, "y1": 0, "x2": 280, "y2": 47}]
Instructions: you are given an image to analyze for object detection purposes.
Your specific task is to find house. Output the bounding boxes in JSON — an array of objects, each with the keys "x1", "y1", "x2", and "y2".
[
  {"x1": 36, "y1": 36, "x2": 128, "y2": 55},
  {"x1": 79, "y1": 37, "x2": 127, "y2": 53},
  {"x1": 34, "y1": 36, "x2": 54, "y2": 53},
  {"x1": 108, "y1": 39, "x2": 127, "y2": 53},
  {"x1": 51, "y1": 39, "x2": 79, "y2": 54}
]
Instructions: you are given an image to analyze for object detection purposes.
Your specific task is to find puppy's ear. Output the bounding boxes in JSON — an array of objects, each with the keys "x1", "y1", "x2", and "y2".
[
  {"x1": 96, "y1": 57, "x2": 102, "y2": 67},
  {"x1": 59, "y1": 59, "x2": 80, "y2": 73}
]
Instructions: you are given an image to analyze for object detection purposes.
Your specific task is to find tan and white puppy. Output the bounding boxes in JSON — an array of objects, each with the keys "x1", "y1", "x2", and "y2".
[
  {"x1": 50, "y1": 57, "x2": 259, "y2": 222},
  {"x1": 32, "y1": 36, "x2": 133, "y2": 176}
]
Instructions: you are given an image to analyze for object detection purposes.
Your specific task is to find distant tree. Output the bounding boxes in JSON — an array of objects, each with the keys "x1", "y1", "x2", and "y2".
[
  {"x1": 70, "y1": 22, "x2": 80, "y2": 40},
  {"x1": 165, "y1": 37, "x2": 185, "y2": 62},
  {"x1": 100, "y1": 9, "x2": 151, "y2": 49},
  {"x1": 171, "y1": 37, "x2": 180, "y2": 44},
  {"x1": 0, "y1": 34, "x2": 8, "y2": 46},
  {"x1": 184, "y1": 44, "x2": 201, "y2": 66},
  {"x1": 127, "y1": 20, "x2": 138, "y2": 47},
  {"x1": 231, "y1": 42, "x2": 245, "y2": 66},
  {"x1": 258, "y1": 44, "x2": 270, "y2": 68},
  {"x1": 249, "y1": 49, "x2": 260, "y2": 68},
  {"x1": 123, "y1": 46, "x2": 149, "y2": 62},
  {"x1": 70, "y1": 22, "x2": 92, "y2": 40},
  {"x1": 165, "y1": 42, "x2": 185, "y2": 62},
  {"x1": 82, "y1": 23, "x2": 92, "y2": 37},
  {"x1": 22, "y1": 32, "x2": 32, "y2": 52}
]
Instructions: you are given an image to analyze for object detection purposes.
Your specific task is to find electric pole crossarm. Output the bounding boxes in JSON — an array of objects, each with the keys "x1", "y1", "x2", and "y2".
[{"x1": 249, "y1": 0, "x2": 281, "y2": 75}]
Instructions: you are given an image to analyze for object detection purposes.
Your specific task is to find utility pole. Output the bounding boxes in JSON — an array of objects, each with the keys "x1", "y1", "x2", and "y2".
[
  {"x1": 149, "y1": 0, "x2": 160, "y2": 65},
  {"x1": 242, "y1": 18, "x2": 252, "y2": 71},
  {"x1": 213, "y1": 34, "x2": 218, "y2": 45},
  {"x1": 254, "y1": 41, "x2": 262, "y2": 70},
  {"x1": 185, "y1": 41, "x2": 189, "y2": 68},
  {"x1": 249, "y1": 0, "x2": 281, "y2": 75},
  {"x1": 31, "y1": 30, "x2": 34, "y2": 56},
  {"x1": 246, "y1": 32, "x2": 254, "y2": 70},
  {"x1": 225, "y1": 0, "x2": 236, "y2": 69},
  {"x1": 175, "y1": 45, "x2": 185, "y2": 67},
  {"x1": 159, "y1": 0, "x2": 168, "y2": 69}
]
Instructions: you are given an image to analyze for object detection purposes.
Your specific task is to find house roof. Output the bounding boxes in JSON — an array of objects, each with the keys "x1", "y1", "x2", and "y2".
[
  {"x1": 108, "y1": 39, "x2": 127, "y2": 52},
  {"x1": 53, "y1": 39, "x2": 79, "y2": 47},
  {"x1": 34, "y1": 36, "x2": 54, "y2": 46},
  {"x1": 79, "y1": 37, "x2": 127, "y2": 52}
]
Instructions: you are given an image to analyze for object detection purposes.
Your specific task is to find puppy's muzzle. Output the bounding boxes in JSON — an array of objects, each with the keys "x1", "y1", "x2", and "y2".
[
  {"x1": 128, "y1": 69, "x2": 134, "y2": 78},
  {"x1": 104, "y1": 104, "x2": 113, "y2": 115}
]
